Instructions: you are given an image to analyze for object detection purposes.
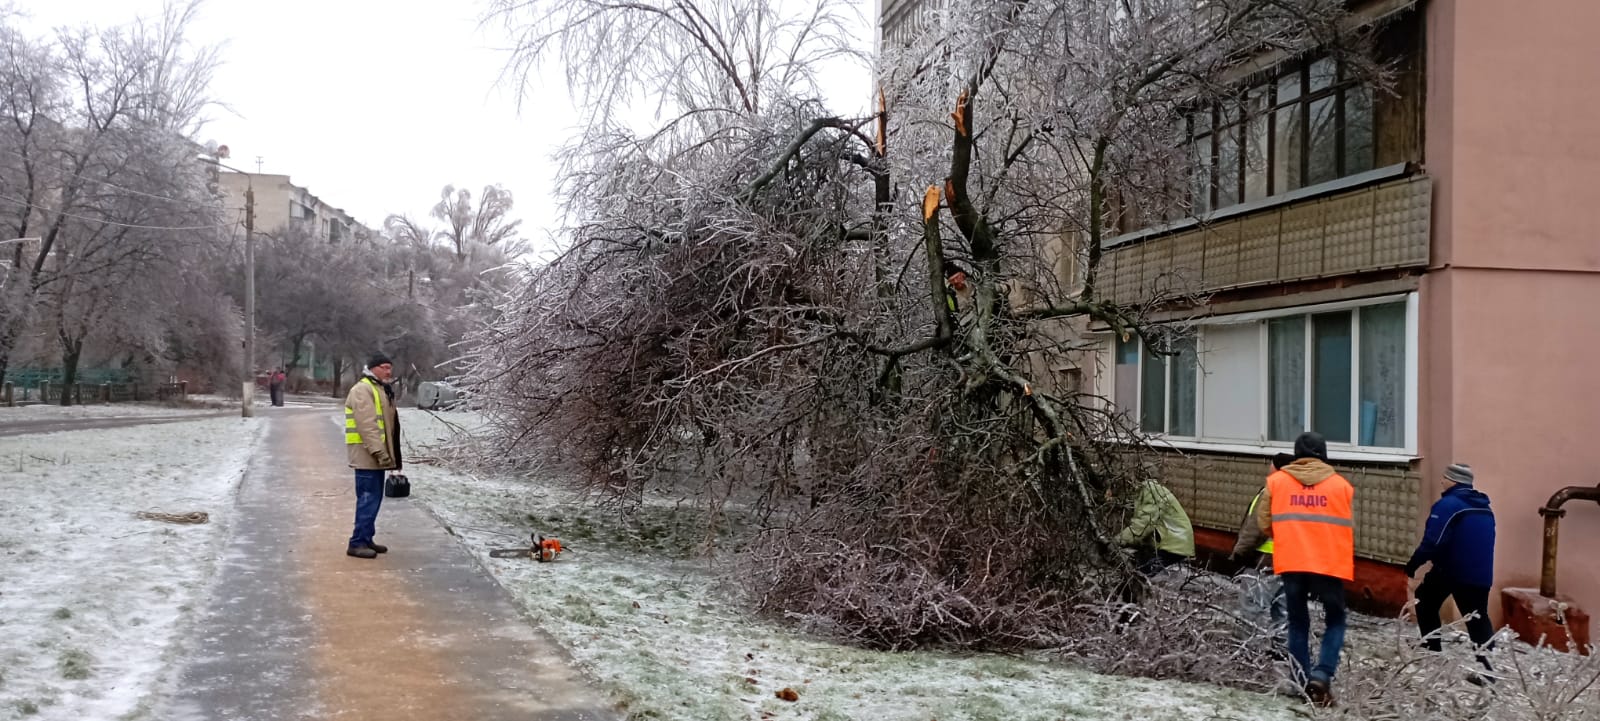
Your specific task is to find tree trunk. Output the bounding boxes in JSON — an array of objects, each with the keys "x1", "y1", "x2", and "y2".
[
  {"x1": 288, "y1": 332, "x2": 307, "y2": 386},
  {"x1": 0, "y1": 312, "x2": 26, "y2": 389},
  {"x1": 331, "y1": 356, "x2": 344, "y2": 398},
  {"x1": 59, "y1": 339, "x2": 83, "y2": 407}
]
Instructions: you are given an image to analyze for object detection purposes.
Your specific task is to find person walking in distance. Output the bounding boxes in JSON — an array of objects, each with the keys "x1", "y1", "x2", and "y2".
[
  {"x1": 344, "y1": 353, "x2": 401, "y2": 559},
  {"x1": 1406, "y1": 463, "x2": 1497, "y2": 677},
  {"x1": 269, "y1": 368, "x2": 286, "y2": 407},
  {"x1": 1258, "y1": 432, "x2": 1355, "y2": 706}
]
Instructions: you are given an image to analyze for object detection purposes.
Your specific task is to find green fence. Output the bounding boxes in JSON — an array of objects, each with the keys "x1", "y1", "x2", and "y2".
[{"x1": 8, "y1": 367, "x2": 136, "y2": 387}]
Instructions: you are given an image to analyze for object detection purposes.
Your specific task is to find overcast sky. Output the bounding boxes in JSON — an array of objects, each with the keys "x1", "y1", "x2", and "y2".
[{"x1": 16, "y1": 0, "x2": 873, "y2": 259}]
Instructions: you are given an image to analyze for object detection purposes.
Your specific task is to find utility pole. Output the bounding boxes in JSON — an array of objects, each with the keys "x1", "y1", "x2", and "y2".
[{"x1": 242, "y1": 184, "x2": 255, "y2": 418}]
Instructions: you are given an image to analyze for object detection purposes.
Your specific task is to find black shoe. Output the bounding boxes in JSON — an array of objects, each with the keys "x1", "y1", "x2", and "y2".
[
  {"x1": 347, "y1": 546, "x2": 378, "y2": 559},
  {"x1": 367, "y1": 542, "x2": 388, "y2": 554},
  {"x1": 1305, "y1": 678, "x2": 1334, "y2": 707}
]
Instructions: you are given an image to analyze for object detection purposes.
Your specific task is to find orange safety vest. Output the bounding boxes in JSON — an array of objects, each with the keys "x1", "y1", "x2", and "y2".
[{"x1": 1267, "y1": 469, "x2": 1355, "y2": 581}]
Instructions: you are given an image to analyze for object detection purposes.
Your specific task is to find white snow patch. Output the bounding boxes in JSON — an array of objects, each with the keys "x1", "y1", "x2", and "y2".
[
  {"x1": 401, "y1": 412, "x2": 1298, "y2": 721},
  {"x1": 0, "y1": 404, "x2": 218, "y2": 423},
  {"x1": 0, "y1": 417, "x2": 263, "y2": 721}
]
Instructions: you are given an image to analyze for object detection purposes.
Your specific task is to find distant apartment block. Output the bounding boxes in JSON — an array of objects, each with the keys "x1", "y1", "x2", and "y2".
[{"x1": 215, "y1": 171, "x2": 375, "y2": 244}]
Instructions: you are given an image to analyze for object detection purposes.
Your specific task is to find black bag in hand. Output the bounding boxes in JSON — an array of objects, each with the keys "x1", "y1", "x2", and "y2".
[{"x1": 384, "y1": 473, "x2": 411, "y2": 498}]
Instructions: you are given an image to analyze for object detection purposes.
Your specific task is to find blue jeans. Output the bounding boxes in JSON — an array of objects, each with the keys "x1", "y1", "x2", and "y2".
[
  {"x1": 349, "y1": 469, "x2": 385, "y2": 548},
  {"x1": 1282, "y1": 572, "x2": 1348, "y2": 683}
]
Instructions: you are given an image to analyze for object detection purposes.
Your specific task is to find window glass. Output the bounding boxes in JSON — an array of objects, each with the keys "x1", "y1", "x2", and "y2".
[
  {"x1": 1115, "y1": 336, "x2": 1140, "y2": 419},
  {"x1": 1141, "y1": 342, "x2": 1168, "y2": 433},
  {"x1": 1216, "y1": 128, "x2": 1240, "y2": 208},
  {"x1": 1191, "y1": 135, "x2": 1213, "y2": 215},
  {"x1": 1277, "y1": 70, "x2": 1301, "y2": 104},
  {"x1": 1268, "y1": 317, "x2": 1306, "y2": 441},
  {"x1": 1120, "y1": 334, "x2": 1145, "y2": 412},
  {"x1": 1199, "y1": 323, "x2": 1262, "y2": 441},
  {"x1": 1244, "y1": 102, "x2": 1269, "y2": 202},
  {"x1": 1307, "y1": 95, "x2": 1339, "y2": 186},
  {"x1": 1359, "y1": 303, "x2": 1407, "y2": 447},
  {"x1": 1169, "y1": 337, "x2": 1198, "y2": 436},
  {"x1": 1311, "y1": 312, "x2": 1353, "y2": 442},
  {"x1": 1344, "y1": 84, "x2": 1375, "y2": 175},
  {"x1": 1274, "y1": 104, "x2": 1303, "y2": 193},
  {"x1": 1310, "y1": 57, "x2": 1337, "y2": 92}
]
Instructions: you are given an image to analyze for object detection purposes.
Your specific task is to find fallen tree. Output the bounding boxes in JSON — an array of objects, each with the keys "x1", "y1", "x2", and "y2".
[{"x1": 467, "y1": 0, "x2": 1372, "y2": 650}]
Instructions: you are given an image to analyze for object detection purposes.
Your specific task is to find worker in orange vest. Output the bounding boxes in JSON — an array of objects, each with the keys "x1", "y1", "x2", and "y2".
[{"x1": 1257, "y1": 432, "x2": 1354, "y2": 707}]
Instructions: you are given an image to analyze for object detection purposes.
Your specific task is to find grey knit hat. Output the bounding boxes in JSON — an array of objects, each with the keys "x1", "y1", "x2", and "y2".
[{"x1": 1444, "y1": 463, "x2": 1474, "y2": 486}]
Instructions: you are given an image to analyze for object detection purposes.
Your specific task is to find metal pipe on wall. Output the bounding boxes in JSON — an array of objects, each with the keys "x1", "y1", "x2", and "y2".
[{"x1": 1539, "y1": 485, "x2": 1600, "y2": 598}]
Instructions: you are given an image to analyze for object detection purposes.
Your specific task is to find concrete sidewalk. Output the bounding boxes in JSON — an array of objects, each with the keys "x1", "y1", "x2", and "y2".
[{"x1": 156, "y1": 411, "x2": 618, "y2": 720}]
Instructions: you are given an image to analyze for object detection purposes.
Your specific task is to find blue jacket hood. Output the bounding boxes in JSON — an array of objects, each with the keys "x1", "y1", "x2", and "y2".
[{"x1": 1444, "y1": 484, "x2": 1492, "y2": 509}]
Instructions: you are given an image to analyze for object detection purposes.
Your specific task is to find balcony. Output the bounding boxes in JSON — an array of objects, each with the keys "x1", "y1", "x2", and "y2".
[{"x1": 1100, "y1": 169, "x2": 1432, "y2": 304}]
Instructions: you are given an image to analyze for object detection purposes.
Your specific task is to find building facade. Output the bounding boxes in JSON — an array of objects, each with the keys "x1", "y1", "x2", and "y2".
[
  {"x1": 880, "y1": 0, "x2": 1600, "y2": 623},
  {"x1": 216, "y1": 171, "x2": 375, "y2": 244}
]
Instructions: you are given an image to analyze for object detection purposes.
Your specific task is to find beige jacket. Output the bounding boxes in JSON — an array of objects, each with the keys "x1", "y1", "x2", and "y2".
[
  {"x1": 346, "y1": 375, "x2": 400, "y2": 470},
  {"x1": 1255, "y1": 458, "x2": 1338, "y2": 537}
]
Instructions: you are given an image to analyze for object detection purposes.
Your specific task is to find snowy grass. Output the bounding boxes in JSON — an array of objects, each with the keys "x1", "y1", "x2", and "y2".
[
  {"x1": 0, "y1": 403, "x2": 219, "y2": 423},
  {"x1": 0, "y1": 417, "x2": 263, "y2": 721},
  {"x1": 403, "y1": 411, "x2": 1299, "y2": 721}
]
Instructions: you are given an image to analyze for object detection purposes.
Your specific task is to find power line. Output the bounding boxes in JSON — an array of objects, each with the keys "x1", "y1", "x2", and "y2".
[{"x1": 0, "y1": 192, "x2": 238, "y2": 231}]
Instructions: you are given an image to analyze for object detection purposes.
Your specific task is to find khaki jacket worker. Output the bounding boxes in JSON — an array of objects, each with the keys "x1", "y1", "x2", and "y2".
[
  {"x1": 344, "y1": 353, "x2": 401, "y2": 559},
  {"x1": 347, "y1": 373, "x2": 401, "y2": 472}
]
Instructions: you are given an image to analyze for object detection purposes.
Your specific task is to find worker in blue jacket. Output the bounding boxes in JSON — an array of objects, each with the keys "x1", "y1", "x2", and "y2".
[{"x1": 1405, "y1": 462, "x2": 1496, "y2": 671}]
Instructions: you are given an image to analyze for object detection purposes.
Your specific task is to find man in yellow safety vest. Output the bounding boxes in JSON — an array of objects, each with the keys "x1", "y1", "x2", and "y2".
[
  {"x1": 344, "y1": 353, "x2": 401, "y2": 559},
  {"x1": 1234, "y1": 453, "x2": 1295, "y2": 631}
]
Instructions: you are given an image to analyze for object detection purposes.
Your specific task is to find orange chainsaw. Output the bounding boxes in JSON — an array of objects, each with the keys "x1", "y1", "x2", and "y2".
[{"x1": 489, "y1": 533, "x2": 566, "y2": 562}]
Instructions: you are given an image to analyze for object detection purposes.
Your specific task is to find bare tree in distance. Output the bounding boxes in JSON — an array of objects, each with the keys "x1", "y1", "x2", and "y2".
[
  {"x1": 429, "y1": 183, "x2": 523, "y2": 259},
  {"x1": 250, "y1": 225, "x2": 387, "y2": 388},
  {"x1": 470, "y1": 0, "x2": 1379, "y2": 656},
  {"x1": 0, "y1": 0, "x2": 226, "y2": 398},
  {"x1": 371, "y1": 193, "x2": 528, "y2": 390}
]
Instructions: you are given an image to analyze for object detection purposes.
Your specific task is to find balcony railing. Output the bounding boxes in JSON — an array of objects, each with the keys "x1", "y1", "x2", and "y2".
[{"x1": 1101, "y1": 173, "x2": 1432, "y2": 304}]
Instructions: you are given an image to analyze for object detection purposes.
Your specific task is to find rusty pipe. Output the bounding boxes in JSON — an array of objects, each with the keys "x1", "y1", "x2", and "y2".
[{"x1": 1539, "y1": 485, "x2": 1600, "y2": 598}]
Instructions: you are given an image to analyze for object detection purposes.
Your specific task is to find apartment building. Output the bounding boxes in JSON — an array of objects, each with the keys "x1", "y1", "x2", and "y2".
[
  {"x1": 880, "y1": 0, "x2": 1600, "y2": 627},
  {"x1": 216, "y1": 171, "x2": 375, "y2": 244}
]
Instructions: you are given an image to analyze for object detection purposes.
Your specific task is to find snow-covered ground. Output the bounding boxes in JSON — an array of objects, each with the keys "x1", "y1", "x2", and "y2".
[
  {"x1": 0, "y1": 403, "x2": 219, "y2": 423},
  {"x1": 403, "y1": 411, "x2": 1298, "y2": 721},
  {"x1": 0, "y1": 417, "x2": 263, "y2": 721}
]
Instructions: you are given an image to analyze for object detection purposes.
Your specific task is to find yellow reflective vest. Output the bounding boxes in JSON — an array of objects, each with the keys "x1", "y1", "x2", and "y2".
[
  {"x1": 1247, "y1": 492, "x2": 1275, "y2": 555},
  {"x1": 345, "y1": 378, "x2": 386, "y2": 446}
]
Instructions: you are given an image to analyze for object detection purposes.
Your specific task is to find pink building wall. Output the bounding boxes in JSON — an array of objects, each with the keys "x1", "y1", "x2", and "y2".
[{"x1": 1424, "y1": 0, "x2": 1600, "y2": 621}]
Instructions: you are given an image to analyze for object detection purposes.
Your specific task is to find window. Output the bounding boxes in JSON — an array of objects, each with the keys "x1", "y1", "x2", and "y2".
[
  {"x1": 1267, "y1": 317, "x2": 1305, "y2": 441},
  {"x1": 1183, "y1": 56, "x2": 1381, "y2": 215},
  {"x1": 1168, "y1": 337, "x2": 1198, "y2": 436},
  {"x1": 1358, "y1": 302, "x2": 1406, "y2": 447},
  {"x1": 1311, "y1": 312, "x2": 1353, "y2": 441},
  {"x1": 1056, "y1": 230, "x2": 1088, "y2": 292},
  {"x1": 1115, "y1": 334, "x2": 1199, "y2": 437},
  {"x1": 1106, "y1": 296, "x2": 1415, "y2": 454},
  {"x1": 1115, "y1": 336, "x2": 1139, "y2": 414}
]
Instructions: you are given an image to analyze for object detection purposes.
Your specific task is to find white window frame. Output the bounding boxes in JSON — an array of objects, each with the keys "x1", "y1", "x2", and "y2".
[
  {"x1": 1122, "y1": 334, "x2": 1201, "y2": 440},
  {"x1": 1100, "y1": 292, "x2": 1419, "y2": 462}
]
